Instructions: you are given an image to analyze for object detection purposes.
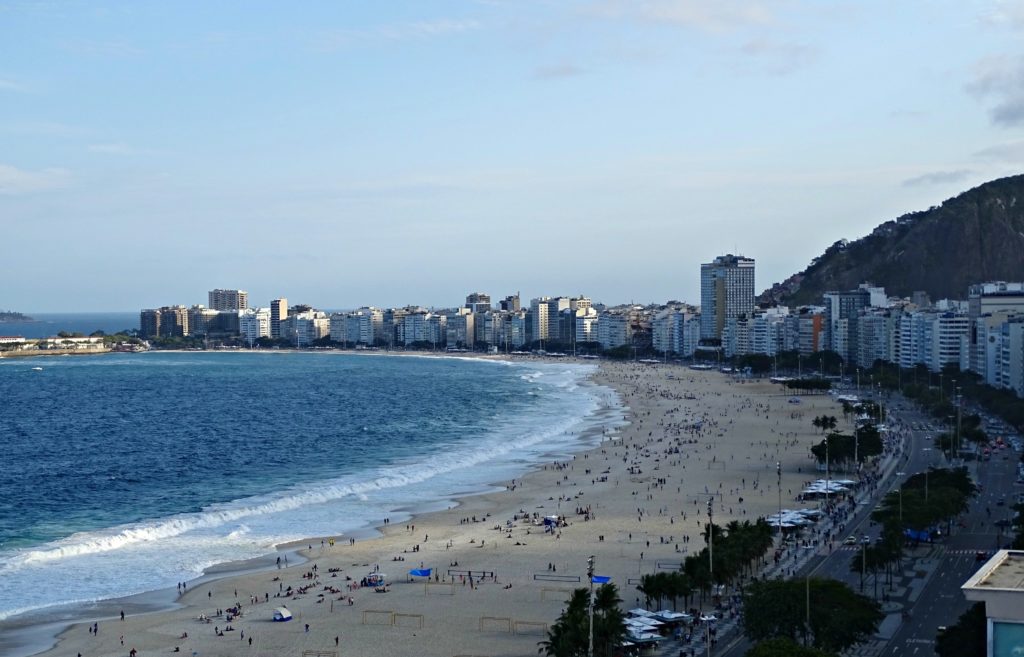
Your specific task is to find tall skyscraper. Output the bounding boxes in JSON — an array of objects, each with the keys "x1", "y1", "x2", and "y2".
[
  {"x1": 700, "y1": 254, "x2": 755, "y2": 341},
  {"x1": 208, "y1": 289, "x2": 249, "y2": 311},
  {"x1": 270, "y1": 298, "x2": 288, "y2": 339}
]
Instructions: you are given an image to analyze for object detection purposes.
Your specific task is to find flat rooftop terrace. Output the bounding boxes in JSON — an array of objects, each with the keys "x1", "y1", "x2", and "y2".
[{"x1": 964, "y1": 550, "x2": 1024, "y2": 591}]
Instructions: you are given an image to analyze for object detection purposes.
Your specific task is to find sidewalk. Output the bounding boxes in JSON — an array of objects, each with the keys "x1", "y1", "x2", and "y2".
[{"x1": 658, "y1": 419, "x2": 911, "y2": 657}]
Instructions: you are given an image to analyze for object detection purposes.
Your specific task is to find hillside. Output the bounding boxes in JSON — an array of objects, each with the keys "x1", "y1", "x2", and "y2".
[
  {"x1": 759, "y1": 174, "x2": 1024, "y2": 305},
  {"x1": 0, "y1": 310, "x2": 33, "y2": 322}
]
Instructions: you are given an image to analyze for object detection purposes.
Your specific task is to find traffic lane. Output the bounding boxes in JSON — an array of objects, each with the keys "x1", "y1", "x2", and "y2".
[{"x1": 882, "y1": 554, "x2": 982, "y2": 656}]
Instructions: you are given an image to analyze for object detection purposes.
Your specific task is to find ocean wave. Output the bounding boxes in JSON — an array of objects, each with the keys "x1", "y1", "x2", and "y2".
[{"x1": 0, "y1": 368, "x2": 599, "y2": 575}]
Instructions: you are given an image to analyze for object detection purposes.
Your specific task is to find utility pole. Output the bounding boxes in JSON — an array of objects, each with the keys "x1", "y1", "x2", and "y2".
[{"x1": 587, "y1": 555, "x2": 595, "y2": 657}]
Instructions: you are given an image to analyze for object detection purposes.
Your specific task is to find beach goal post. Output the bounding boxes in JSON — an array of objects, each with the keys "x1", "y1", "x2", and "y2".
[
  {"x1": 425, "y1": 581, "x2": 455, "y2": 595},
  {"x1": 394, "y1": 613, "x2": 424, "y2": 628},
  {"x1": 478, "y1": 616, "x2": 512, "y2": 633},
  {"x1": 302, "y1": 652, "x2": 338, "y2": 657},
  {"x1": 540, "y1": 587, "x2": 573, "y2": 602},
  {"x1": 513, "y1": 620, "x2": 548, "y2": 635},
  {"x1": 361, "y1": 610, "x2": 395, "y2": 626}
]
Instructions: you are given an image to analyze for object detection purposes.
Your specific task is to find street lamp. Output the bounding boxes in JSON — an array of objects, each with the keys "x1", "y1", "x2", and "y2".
[
  {"x1": 854, "y1": 428, "x2": 859, "y2": 475},
  {"x1": 824, "y1": 436, "x2": 830, "y2": 507},
  {"x1": 707, "y1": 497, "x2": 714, "y2": 586},
  {"x1": 777, "y1": 462, "x2": 783, "y2": 538},
  {"x1": 860, "y1": 542, "x2": 867, "y2": 592},
  {"x1": 956, "y1": 386, "x2": 962, "y2": 464}
]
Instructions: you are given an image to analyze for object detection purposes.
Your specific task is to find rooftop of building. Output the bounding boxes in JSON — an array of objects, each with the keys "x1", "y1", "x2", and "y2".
[{"x1": 963, "y1": 550, "x2": 1024, "y2": 592}]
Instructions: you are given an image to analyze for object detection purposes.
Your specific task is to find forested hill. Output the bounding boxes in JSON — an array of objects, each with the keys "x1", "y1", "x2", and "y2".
[
  {"x1": 0, "y1": 311, "x2": 33, "y2": 322},
  {"x1": 759, "y1": 174, "x2": 1024, "y2": 305}
]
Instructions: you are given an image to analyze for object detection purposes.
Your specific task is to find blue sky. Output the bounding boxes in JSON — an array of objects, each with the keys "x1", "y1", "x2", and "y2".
[{"x1": 3, "y1": 0, "x2": 1024, "y2": 312}]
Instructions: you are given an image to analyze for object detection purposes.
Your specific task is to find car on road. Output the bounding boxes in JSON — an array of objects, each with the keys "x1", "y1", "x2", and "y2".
[
  {"x1": 844, "y1": 535, "x2": 857, "y2": 545},
  {"x1": 976, "y1": 551, "x2": 991, "y2": 561},
  {"x1": 861, "y1": 535, "x2": 871, "y2": 544}
]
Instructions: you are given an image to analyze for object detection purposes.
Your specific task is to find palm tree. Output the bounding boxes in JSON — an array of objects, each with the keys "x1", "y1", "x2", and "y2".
[
  {"x1": 539, "y1": 584, "x2": 627, "y2": 657},
  {"x1": 637, "y1": 573, "x2": 665, "y2": 609}
]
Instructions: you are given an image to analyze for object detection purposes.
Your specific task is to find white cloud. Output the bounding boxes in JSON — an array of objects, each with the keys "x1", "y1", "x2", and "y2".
[
  {"x1": 533, "y1": 63, "x2": 585, "y2": 79},
  {"x1": 0, "y1": 164, "x2": 70, "y2": 195},
  {"x1": 316, "y1": 18, "x2": 481, "y2": 51},
  {"x1": 966, "y1": 55, "x2": 1024, "y2": 127},
  {"x1": 901, "y1": 169, "x2": 973, "y2": 187},
  {"x1": 0, "y1": 78, "x2": 27, "y2": 92},
  {"x1": 88, "y1": 142, "x2": 147, "y2": 155},
  {"x1": 974, "y1": 139, "x2": 1024, "y2": 161},
  {"x1": 590, "y1": 0, "x2": 777, "y2": 33},
  {"x1": 739, "y1": 38, "x2": 817, "y2": 75},
  {"x1": 59, "y1": 39, "x2": 142, "y2": 57},
  {"x1": 979, "y1": 0, "x2": 1024, "y2": 30},
  {"x1": 0, "y1": 121, "x2": 87, "y2": 137}
]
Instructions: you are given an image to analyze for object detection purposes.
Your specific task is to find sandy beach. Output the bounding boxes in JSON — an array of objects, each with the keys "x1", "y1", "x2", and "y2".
[{"x1": 24, "y1": 360, "x2": 853, "y2": 657}]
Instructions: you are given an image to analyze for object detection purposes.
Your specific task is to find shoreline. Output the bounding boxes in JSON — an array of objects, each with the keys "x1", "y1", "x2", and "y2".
[
  {"x1": 10, "y1": 358, "x2": 853, "y2": 657},
  {"x1": 0, "y1": 357, "x2": 625, "y2": 657}
]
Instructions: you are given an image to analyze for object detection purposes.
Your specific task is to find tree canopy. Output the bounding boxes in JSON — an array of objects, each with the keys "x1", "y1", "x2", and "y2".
[
  {"x1": 746, "y1": 637, "x2": 836, "y2": 657},
  {"x1": 742, "y1": 578, "x2": 883, "y2": 654},
  {"x1": 934, "y1": 602, "x2": 986, "y2": 657}
]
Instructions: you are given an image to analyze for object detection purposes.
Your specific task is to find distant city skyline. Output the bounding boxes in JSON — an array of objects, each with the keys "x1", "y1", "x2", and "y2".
[{"x1": 4, "y1": 1, "x2": 1024, "y2": 312}]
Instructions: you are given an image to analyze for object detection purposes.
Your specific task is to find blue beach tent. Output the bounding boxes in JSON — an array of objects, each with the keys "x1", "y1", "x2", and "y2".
[
  {"x1": 409, "y1": 568, "x2": 433, "y2": 577},
  {"x1": 591, "y1": 575, "x2": 611, "y2": 584}
]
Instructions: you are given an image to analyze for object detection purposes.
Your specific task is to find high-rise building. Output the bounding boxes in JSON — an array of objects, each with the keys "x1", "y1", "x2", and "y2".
[
  {"x1": 158, "y1": 305, "x2": 189, "y2": 337},
  {"x1": 530, "y1": 297, "x2": 551, "y2": 344},
  {"x1": 823, "y1": 288, "x2": 872, "y2": 364},
  {"x1": 270, "y1": 298, "x2": 288, "y2": 339},
  {"x1": 465, "y1": 292, "x2": 491, "y2": 313},
  {"x1": 966, "y1": 282, "x2": 1024, "y2": 377},
  {"x1": 140, "y1": 309, "x2": 161, "y2": 339},
  {"x1": 699, "y1": 255, "x2": 755, "y2": 341},
  {"x1": 500, "y1": 293, "x2": 521, "y2": 312},
  {"x1": 208, "y1": 289, "x2": 249, "y2": 312},
  {"x1": 187, "y1": 305, "x2": 221, "y2": 336},
  {"x1": 238, "y1": 308, "x2": 271, "y2": 344}
]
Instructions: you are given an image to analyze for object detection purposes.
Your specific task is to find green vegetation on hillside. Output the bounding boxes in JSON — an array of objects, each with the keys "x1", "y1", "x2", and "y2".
[
  {"x1": 760, "y1": 174, "x2": 1024, "y2": 305},
  {"x1": 0, "y1": 310, "x2": 33, "y2": 321}
]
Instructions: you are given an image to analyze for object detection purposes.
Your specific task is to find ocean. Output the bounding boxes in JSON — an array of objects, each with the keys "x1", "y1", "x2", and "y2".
[
  {"x1": 0, "y1": 312, "x2": 139, "y2": 339},
  {"x1": 0, "y1": 351, "x2": 621, "y2": 631}
]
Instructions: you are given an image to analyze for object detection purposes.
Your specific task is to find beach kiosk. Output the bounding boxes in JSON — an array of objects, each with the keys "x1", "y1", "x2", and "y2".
[{"x1": 272, "y1": 607, "x2": 293, "y2": 622}]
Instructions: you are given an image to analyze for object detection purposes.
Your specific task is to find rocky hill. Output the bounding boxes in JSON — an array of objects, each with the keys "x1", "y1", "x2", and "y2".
[{"x1": 759, "y1": 174, "x2": 1024, "y2": 306}]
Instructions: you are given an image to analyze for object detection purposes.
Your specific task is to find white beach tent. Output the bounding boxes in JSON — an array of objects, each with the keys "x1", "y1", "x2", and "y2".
[{"x1": 272, "y1": 607, "x2": 293, "y2": 622}]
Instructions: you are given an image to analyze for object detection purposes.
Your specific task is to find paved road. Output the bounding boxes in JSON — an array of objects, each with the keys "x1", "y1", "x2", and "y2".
[{"x1": 713, "y1": 393, "x2": 1022, "y2": 657}]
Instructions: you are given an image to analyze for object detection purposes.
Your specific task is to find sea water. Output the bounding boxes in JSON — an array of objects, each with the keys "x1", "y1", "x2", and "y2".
[{"x1": 0, "y1": 351, "x2": 621, "y2": 623}]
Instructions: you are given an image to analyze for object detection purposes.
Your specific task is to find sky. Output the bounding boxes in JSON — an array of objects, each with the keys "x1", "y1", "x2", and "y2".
[{"x1": 3, "y1": 0, "x2": 1024, "y2": 312}]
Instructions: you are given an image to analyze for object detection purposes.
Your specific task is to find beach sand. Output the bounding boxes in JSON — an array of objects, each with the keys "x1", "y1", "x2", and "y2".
[{"x1": 29, "y1": 361, "x2": 852, "y2": 657}]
